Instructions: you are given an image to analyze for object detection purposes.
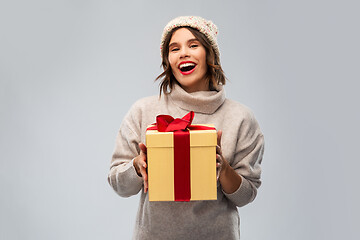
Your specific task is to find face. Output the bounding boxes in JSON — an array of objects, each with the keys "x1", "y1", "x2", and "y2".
[{"x1": 168, "y1": 28, "x2": 208, "y2": 93}]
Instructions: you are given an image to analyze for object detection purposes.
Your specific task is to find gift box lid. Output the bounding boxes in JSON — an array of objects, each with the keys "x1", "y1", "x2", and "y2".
[{"x1": 146, "y1": 124, "x2": 217, "y2": 148}]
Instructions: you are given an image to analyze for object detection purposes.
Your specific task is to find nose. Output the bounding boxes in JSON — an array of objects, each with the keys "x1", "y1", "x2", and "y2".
[{"x1": 179, "y1": 46, "x2": 190, "y2": 59}]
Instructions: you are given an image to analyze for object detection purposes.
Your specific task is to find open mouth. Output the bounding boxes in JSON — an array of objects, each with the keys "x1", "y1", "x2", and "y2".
[{"x1": 178, "y1": 62, "x2": 196, "y2": 75}]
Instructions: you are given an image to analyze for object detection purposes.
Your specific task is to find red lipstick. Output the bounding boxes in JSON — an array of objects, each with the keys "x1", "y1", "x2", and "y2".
[{"x1": 178, "y1": 61, "x2": 197, "y2": 75}]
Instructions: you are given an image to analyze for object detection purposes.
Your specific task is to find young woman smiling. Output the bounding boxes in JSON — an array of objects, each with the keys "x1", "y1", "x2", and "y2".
[
  {"x1": 168, "y1": 27, "x2": 209, "y2": 93},
  {"x1": 108, "y1": 16, "x2": 265, "y2": 240}
]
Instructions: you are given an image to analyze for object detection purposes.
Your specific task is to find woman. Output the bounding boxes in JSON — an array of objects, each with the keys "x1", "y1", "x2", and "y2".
[{"x1": 108, "y1": 16, "x2": 265, "y2": 240}]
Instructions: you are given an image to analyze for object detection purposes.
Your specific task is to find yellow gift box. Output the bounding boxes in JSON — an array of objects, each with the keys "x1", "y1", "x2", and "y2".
[{"x1": 146, "y1": 124, "x2": 217, "y2": 202}]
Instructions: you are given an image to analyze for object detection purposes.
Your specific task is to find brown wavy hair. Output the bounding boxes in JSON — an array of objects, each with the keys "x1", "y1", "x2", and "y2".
[{"x1": 156, "y1": 26, "x2": 226, "y2": 96}]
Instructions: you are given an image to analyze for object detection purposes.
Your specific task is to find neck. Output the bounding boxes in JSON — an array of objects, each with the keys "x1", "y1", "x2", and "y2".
[{"x1": 179, "y1": 78, "x2": 210, "y2": 93}]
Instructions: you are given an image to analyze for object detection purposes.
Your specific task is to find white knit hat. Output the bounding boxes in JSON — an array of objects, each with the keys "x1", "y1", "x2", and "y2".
[{"x1": 160, "y1": 16, "x2": 220, "y2": 58}]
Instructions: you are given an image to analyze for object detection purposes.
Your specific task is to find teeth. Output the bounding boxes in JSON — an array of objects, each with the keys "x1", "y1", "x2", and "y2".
[{"x1": 179, "y1": 62, "x2": 195, "y2": 69}]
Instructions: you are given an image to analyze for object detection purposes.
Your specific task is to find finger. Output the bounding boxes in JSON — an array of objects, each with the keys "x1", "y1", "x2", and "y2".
[
  {"x1": 139, "y1": 167, "x2": 148, "y2": 181},
  {"x1": 142, "y1": 161, "x2": 147, "y2": 169},
  {"x1": 139, "y1": 143, "x2": 147, "y2": 154},
  {"x1": 138, "y1": 143, "x2": 148, "y2": 193},
  {"x1": 139, "y1": 165, "x2": 148, "y2": 193},
  {"x1": 217, "y1": 130, "x2": 222, "y2": 147},
  {"x1": 216, "y1": 145, "x2": 222, "y2": 155},
  {"x1": 216, "y1": 165, "x2": 221, "y2": 181},
  {"x1": 216, "y1": 154, "x2": 223, "y2": 163},
  {"x1": 144, "y1": 180, "x2": 148, "y2": 193},
  {"x1": 136, "y1": 157, "x2": 147, "y2": 169}
]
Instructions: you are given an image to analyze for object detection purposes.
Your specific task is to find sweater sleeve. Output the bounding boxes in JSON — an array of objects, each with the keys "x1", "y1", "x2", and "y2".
[
  {"x1": 107, "y1": 106, "x2": 144, "y2": 198},
  {"x1": 223, "y1": 110, "x2": 265, "y2": 207}
]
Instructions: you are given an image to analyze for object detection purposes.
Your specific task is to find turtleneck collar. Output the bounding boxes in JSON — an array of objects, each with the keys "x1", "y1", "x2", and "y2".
[{"x1": 168, "y1": 83, "x2": 226, "y2": 114}]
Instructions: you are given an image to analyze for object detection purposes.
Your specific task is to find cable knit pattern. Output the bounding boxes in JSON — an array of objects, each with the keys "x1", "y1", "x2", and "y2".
[{"x1": 108, "y1": 84, "x2": 264, "y2": 240}]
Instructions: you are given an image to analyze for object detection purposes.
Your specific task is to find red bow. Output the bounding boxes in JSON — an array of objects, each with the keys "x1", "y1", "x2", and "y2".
[
  {"x1": 156, "y1": 111, "x2": 194, "y2": 132},
  {"x1": 149, "y1": 111, "x2": 194, "y2": 132},
  {"x1": 147, "y1": 111, "x2": 215, "y2": 133}
]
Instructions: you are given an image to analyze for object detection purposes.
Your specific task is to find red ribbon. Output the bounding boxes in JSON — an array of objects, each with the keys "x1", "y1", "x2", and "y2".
[{"x1": 147, "y1": 111, "x2": 215, "y2": 202}]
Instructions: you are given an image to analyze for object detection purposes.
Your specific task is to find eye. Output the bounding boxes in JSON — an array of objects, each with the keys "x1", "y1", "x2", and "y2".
[
  {"x1": 190, "y1": 44, "x2": 198, "y2": 48},
  {"x1": 171, "y1": 48, "x2": 179, "y2": 52}
]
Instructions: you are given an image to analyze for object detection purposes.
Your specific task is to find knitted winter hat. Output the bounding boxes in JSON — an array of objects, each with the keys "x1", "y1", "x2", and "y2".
[{"x1": 160, "y1": 16, "x2": 220, "y2": 58}]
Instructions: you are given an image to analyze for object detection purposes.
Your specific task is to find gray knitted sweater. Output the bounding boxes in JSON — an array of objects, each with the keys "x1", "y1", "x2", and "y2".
[{"x1": 108, "y1": 84, "x2": 264, "y2": 240}]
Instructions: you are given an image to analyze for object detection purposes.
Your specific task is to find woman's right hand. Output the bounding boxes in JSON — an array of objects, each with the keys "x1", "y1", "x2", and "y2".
[{"x1": 133, "y1": 143, "x2": 148, "y2": 193}]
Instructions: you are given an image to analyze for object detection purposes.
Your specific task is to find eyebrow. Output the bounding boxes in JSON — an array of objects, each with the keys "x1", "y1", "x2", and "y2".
[{"x1": 169, "y1": 38, "x2": 199, "y2": 48}]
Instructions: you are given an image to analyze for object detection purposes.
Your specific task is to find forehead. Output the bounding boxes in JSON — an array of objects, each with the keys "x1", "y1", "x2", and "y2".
[{"x1": 169, "y1": 28, "x2": 197, "y2": 44}]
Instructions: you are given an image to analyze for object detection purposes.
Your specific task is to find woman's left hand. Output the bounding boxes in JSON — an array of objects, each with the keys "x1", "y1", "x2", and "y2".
[
  {"x1": 216, "y1": 130, "x2": 229, "y2": 180},
  {"x1": 216, "y1": 130, "x2": 242, "y2": 193}
]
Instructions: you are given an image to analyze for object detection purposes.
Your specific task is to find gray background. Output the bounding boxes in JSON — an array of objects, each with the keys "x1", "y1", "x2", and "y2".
[{"x1": 1, "y1": 0, "x2": 359, "y2": 239}]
